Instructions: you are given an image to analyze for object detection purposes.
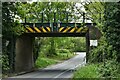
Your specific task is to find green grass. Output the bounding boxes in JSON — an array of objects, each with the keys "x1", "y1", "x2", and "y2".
[
  {"x1": 73, "y1": 64, "x2": 99, "y2": 79},
  {"x1": 35, "y1": 57, "x2": 58, "y2": 68},
  {"x1": 35, "y1": 52, "x2": 75, "y2": 69}
]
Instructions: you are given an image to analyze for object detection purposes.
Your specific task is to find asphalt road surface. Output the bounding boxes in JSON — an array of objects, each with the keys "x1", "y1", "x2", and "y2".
[{"x1": 5, "y1": 52, "x2": 86, "y2": 80}]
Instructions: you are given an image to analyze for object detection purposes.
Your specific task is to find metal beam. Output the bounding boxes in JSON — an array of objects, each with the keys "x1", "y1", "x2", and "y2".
[
  {"x1": 22, "y1": 23, "x2": 96, "y2": 27},
  {"x1": 24, "y1": 33, "x2": 86, "y2": 37}
]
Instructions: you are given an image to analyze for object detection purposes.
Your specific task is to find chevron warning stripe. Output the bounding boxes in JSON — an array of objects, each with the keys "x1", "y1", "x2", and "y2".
[
  {"x1": 46, "y1": 27, "x2": 51, "y2": 32},
  {"x1": 25, "y1": 26, "x2": 88, "y2": 33},
  {"x1": 58, "y1": 27, "x2": 88, "y2": 33},
  {"x1": 76, "y1": 27, "x2": 84, "y2": 33},
  {"x1": 81, "y1": 27, "x2": 88, "y2": 33},
  {"x1": 25, "y1": 26, "x2": 51, "y2": 33},
  {"x1": 26, "y1": 27, "x2": 34, "y2": 33},
  {"x1": 33, "y1": 27, "x2": 41, "y2": 33},
  {"x1": 69, "y1": 27, "x2": 76, "y2": 33},
  {"x1": 63, "y1": 27, "x2": 71, "y2": 33},
  {"x1": 59, "y1": 27, "x2": 76, "y2": 33},
  {"x1": 42, "y1": 27, "x2": 47, "y2": 33},
  {"x1": 59, "y1": 27, "x2": 64, "y2": 32}
]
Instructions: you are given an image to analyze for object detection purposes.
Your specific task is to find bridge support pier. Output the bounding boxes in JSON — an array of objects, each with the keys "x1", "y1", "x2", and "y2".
[
  {"x1": 86, "y1": 29, "x2": 90, "y2": 63},
  {"x1": 15, "y1": 34, "x2": 34, "y2": 72}
]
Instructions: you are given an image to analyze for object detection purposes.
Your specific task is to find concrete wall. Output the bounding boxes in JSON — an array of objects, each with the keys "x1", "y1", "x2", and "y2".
[{"x1": 15, "y1": 34, "x2": 34, "y2": 72}]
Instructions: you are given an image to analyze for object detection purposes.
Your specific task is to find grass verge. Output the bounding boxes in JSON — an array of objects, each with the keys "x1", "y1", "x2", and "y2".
[
  {"x1": 35, "y1": 57, "x2": 58, "y2": 68},
  {"x1": 73, "y1": 64, "x2": 99, "y2": 79}
]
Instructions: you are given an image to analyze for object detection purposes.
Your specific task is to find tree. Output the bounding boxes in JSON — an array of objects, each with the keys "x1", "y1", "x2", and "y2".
[
  {"x1": 2, "y1": 2, "x2": 24, "y2": 73},
  {"x1": 16, "y1": 2, "x2": 76, "y2": 23},
  {"x1": 84, "y1": 2, "x2": 120, "y2": 77},
  {"x1": 104, "y1": 2, "x2": 120, "y2": 62}
]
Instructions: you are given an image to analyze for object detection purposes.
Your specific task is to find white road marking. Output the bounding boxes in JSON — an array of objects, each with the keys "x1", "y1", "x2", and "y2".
[{"x1": 53, "y1": 69, "x2": 70, "y2": 78}]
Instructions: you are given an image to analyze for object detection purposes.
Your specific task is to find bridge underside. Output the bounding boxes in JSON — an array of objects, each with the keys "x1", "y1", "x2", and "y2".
[{"x1": 24, "y1": 33, "x2": 86, "y2": 37}]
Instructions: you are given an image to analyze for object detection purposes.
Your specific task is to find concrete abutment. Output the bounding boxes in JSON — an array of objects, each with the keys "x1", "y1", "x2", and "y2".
[{"x1": 15, "y1": 34, "x2": 34, "y2": 72}]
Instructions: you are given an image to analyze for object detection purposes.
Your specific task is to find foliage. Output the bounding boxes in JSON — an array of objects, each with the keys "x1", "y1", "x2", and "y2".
[
  {"x1": 98, "y1": 60, "x2": 119, "y2": 78},
  {"x1": 84, "y1": 2, "x2": 105, "y2": 30},
  {"x1": 2, "y1": 2, "x2": 26, "y2": 73},
  {"x1": 35, "y1": 57, "x2": 57, "y2": 68},
  {"x1": 72, "y1": 37, "x2": 86, "y2": 52},
  {"x1": 35, "y1": 50, "x2": 74, "y2": 68},
  {"x1": 73, "y1": 64, "x2": 99, "y2": 79},
  {"x1": 84, "y1": 2, "x2": 120, "y2": 78},
  {"x1": 56, "y1": 49, "x2": 71, "y2": 53},
  {"x1": 103, "y1": 2, "x2": 120, "y2": 62},
  {"x1": 89, "y1": 36, "x2": 115, "y2": 63},
  {"x1": 16, "y1": 2, "x2": 76, "y2": 23},
  {"x1": 2, "y1": 2, "x2": 25, "y2": 38},
  {"x1": 1, "y1": 55, "x2": 10, "y2": 72},
  {"x1": 53, "y1": 52, "x2": 74, "y2": 60},
  {"x1": 34, "y1": 37, "x2": 86, "y2": 58},
  {"x1": 48, "y1": 37, "x2": 57, "y2": 56}
]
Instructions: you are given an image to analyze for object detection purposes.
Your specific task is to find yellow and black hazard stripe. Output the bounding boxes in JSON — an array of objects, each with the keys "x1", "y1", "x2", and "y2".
[
  {"x1": 81, "y1": 27, "x2": 88, "y2": 33},
  {"x1": 59, "y1": 27, "x2": 88, "y2": 33},
  {"x1": 25, "y1": 26, "x2": 51, "y2": 33},
  {"x1": 76, "y1": 27, "x2": 88, "y2": 33},
  {"x1": 76, "y1": 27, "x2": 84, "y2": 33},
  {"x1": 59, "y1": 27, "x2": 76, "y2": 33}
]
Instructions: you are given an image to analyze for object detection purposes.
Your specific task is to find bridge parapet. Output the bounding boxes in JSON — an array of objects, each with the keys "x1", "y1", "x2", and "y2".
[{"x1": 22, "y1": 23, "x2": 95, "y2": 34}]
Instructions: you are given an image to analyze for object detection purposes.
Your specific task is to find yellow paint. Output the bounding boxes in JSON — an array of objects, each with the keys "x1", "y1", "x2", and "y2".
[
  {"x1": 26, "y1": 30, "x2": 29, "y2": 33},
  {"x1": 42, "y1": 27, "x2": 47, "y2": 32},
  {"x1": 76, "y1": 27, "x2": 83, "y2": 33},
  {"x1": 63, "y1": 27, "x2": 71, "y2": 33},
  {"x1": 59, "y1": 27, "x2": 64, "y2": 32},
  {"x1": 82, "y1": 27, "x2": 88, "y2": 33},
  {"x1": 70, "y1": 28, "x2": 75, "y2": 33},
  {"x1": 26, "y1": 27, "x2": 34, "y2": 33},
  {"x1": 46, "y1": 27, "x2": 51, "y2": 32},
  {"x1": 34, "y1": 27, "x2": 41, "y2": 33}
]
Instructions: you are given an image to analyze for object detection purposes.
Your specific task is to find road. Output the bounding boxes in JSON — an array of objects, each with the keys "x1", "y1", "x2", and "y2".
[{"x1": 5, "y1": 52, "x2": 86, "y2": 80}]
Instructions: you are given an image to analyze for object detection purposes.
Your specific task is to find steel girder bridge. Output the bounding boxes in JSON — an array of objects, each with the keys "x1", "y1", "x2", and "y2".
[
  {"x1": 22, "y1": 12, "x2": 95, "y2": 36},
  {"x1": 15, "y1": 12, "x2": 96, "y2": 72}
]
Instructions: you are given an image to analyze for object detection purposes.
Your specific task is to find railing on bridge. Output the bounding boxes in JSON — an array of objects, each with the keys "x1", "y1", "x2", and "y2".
[{"x1": 21, "y1": 12, "x2": 95, "y2": 34}]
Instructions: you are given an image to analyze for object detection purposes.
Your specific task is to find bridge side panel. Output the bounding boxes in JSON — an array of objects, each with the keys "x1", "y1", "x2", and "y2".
[{"x1": 15, "y1": 34, "x2": 34, "y2": 72}]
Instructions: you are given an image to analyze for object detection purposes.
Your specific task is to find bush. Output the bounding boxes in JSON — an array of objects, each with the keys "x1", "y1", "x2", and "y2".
[
  {"x1": 2, "y1": 54, "x2": 10, "y2": 73},
  {"x1": 56, "y1": 49, "x2": 71, "y2": 53},
  {"x1": 73, "y1": 64, "x2": 99, "y2": 78},
  {"x1": 35, "y1": 57, "x2": 57, "y2": 68},
  {"x1": 89, "y1": 36, "x2": 116, "y2": 63},
  {"x1": 98, "y1": 60, "x2": 119, "y2": 78},
  {"x1": 90, "y1": 45, "x2": 104, "y2": 63}
]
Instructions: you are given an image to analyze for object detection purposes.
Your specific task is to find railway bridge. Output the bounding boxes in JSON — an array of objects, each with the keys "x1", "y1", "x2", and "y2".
[{"x1": 14, "y1": 12, "x2": 97, "y2": 72}]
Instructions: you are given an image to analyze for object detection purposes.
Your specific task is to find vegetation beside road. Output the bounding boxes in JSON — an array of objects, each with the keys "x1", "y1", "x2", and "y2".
[
  {"x1": 73, "y1": 64, "x2": 99, "y2": 79},
  {"x1": 35, "y1": 51, "x2": 75, "y2": 69},
  {"x1": 73, "y1": 63, "x2": 120, "y2": 79},
  {"x1": 73, "y1": 2, "x2": 120, "y2": 79}
]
